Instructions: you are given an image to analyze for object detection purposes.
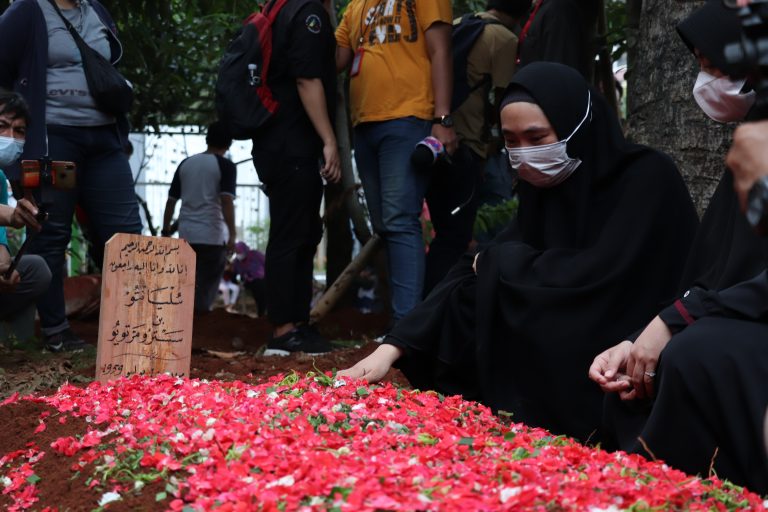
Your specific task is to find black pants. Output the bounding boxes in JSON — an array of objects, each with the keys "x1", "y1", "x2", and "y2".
[
  {"x1": 424, "y1": 145, "x2": 484, "y2": 296},
  {"x1": 244, "y1": 278, "x2": 267, "y2": 316},
  {"x1": 252, "y1": 150, "x2": 323, "y2": 325},
  {"x1": 190, "y1": 244, "x2": 228, "y2": 313}
]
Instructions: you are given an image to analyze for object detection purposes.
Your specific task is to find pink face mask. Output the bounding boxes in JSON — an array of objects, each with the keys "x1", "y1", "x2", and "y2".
[
  {"x1": 506, "y1": 92, "x2": 591, "y2": 188},
  {"x1": 692, "y1": 71, "x2": 756, "y2": 123}
]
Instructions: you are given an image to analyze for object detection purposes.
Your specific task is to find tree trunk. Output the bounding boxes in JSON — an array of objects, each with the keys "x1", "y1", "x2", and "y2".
[{"x1": 627, "y1": 0, "x2": 733, "y2": 215}]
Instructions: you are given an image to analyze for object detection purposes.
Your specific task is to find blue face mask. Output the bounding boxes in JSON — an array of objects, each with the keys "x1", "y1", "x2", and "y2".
[{"x1": 0, "y1": 135, "x2": 24, "y2": 167}]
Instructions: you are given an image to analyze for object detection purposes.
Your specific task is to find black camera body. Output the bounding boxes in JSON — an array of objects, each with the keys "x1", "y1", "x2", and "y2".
[{"x1": 724, "y1": 0, "x2": 768, "y2": 232}]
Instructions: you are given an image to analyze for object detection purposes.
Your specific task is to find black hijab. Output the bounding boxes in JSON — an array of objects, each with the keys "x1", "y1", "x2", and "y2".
[
  {"x1": 473, "y1": 62, "x2": 699, "y2": 439},
  {"x1": 674, "y1": 4, "x2": 768, "y2": 293},
  {"x1": 390, "y1": 62, "x2": 699, "y2": 441},
  {"x1": 676, "y1": 0, "x2": 742, "y2": 73}
]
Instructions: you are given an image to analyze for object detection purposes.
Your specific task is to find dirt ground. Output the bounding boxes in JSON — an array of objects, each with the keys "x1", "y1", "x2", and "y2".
[
  {"x1": 0, "y1": 303, "x2": 413, "y2": 511},
  {"x1": 0, "y1": 303, "x2": 409, "y2": 401}
]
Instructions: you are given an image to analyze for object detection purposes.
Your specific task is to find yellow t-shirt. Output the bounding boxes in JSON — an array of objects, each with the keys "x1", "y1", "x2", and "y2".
[{"x1": 336, "y1": 0, "x2": 453, "y2": 126}]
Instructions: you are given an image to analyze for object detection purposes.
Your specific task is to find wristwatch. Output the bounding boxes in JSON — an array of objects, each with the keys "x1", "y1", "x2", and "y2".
[{"x1": 432, "y1": 114, "x2": 454, "y2": 128}]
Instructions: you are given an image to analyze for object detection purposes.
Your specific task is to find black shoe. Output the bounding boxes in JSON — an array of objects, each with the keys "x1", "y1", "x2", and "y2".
[
  {"x1": 264, "y1": 328, "x2": 333, "y2": 357},
  {"x1": 44, "y1": 328, "x2": 87, "y2": 352}
]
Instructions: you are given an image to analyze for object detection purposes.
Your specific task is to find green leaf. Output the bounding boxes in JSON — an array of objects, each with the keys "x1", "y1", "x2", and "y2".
[
  {"x1": 26, "y1": 474, "x2": 41, "y2": 484},
  {"x1": 418, "y1": 433, "x2": 439, "y2": 445},
  {"x1": 458, "y1": 437, "x2": 474, "y2": 446},
  {"x1": 355, "y1": 387, "x2": 369, "y2": 397},
  {"x1": 155, "y1": 491, "x2": 168, "y2": 501},
  {"x1": 504, "y1": 431, "x2": 516, "y2": 442}
]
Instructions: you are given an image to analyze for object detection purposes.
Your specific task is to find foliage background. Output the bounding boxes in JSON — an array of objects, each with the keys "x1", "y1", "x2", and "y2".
[{"x1": 97, "y1": 0, "x2": 496, "y2": 131}]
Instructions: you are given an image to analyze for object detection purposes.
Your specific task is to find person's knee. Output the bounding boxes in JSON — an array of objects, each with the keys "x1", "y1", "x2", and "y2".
[{"x1": 18, "y1": 255, "x2": 52, "y2": 298}]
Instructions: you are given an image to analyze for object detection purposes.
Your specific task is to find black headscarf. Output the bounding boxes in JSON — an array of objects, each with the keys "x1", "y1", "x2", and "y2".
[
  {"x1": 674, "y1": 4, "x2": 768, "y2": 294},
  {"x1": 389, "y1": 62, "x2": 700, "y2": 441},
  {"x1": 676, "y1": 0, "x2": 742, "y2": 73}
]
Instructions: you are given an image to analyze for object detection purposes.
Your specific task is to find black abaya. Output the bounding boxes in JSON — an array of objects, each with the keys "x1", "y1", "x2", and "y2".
[
  {"x1": 603, "y1": 1, "x2": 768, "y2": 494},
  {"x1": 386, "y1": 63, "x2": 699, "y2": 442},
  {"x1": 518, "y1": 0, "x2": 600, "y2": 80}
]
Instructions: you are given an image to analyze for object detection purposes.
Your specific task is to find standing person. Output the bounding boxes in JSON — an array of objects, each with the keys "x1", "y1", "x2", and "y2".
[
  {"x1": 338, "y1": 63, "x2": 699, "y2": 443},
  {"x1": 0, "y1": 0, "x2": 142, "y2": 351},
  {"x1": 0, "y1": 90, "x2": 52, "y2": 325},
  {"x1": 590, "y1": 1, "x2": 768, "y2": 494},
  {"x1": 231, "y1": 241, "x2": 266, "y2": 317},
  {"x1": 162, "y1": 121, "x2": 237, "y2": 314},
  {"x1": 336, "y1": 0, "x2": 456, "y2": 324},
  {"x1": 424, "y1": 0, "x2": 529, "y2": 295},
  {"x1": 517, "y1": 0, "x2": 599, "y2": 80},
  {"x1": 251, "y1": 0, "x2": 340, "y2": 355}
]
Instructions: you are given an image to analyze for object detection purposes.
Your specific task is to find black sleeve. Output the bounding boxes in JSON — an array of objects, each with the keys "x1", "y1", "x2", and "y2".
[
  {"x1": 659, "y1": 270, "x2": 768, "y2": 333},
  {"x1": 168, "y1": 165, "x2": 182, "y2": 199},
  {"x1": 288, "y1": 3, "x2": 334, "y2": 79},
  {"x1": 216, "y1": 156, "x2": 237, "y2": 196}
]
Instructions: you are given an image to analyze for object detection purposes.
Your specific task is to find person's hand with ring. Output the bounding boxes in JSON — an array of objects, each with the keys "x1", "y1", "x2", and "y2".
[{"x1": 625, "y1": 315, "x2": 672, "y2": 400}]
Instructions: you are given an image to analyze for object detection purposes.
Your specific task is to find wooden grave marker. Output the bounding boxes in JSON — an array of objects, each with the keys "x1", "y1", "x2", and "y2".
[{"x1": 96, "y1": 233, "x2": 195, "y2": 383}]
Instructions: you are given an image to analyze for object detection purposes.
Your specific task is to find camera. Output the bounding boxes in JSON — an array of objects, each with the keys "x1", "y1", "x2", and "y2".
[
  {"x1": 723, "y1": 0, "x2": 768, "y2": 116},
  {"x1": 21, "y1": 159, "x2": 77, "y2": 190}
]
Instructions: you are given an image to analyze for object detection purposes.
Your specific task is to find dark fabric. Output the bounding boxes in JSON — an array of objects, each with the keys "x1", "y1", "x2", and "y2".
[
  {"x1": 676, "y1": 0, "x2": 742, "y2": 73},
  {"x1": 424, "y1": 144, "x2": 484, "y2": 296},
  {"x1": 603, "y1": 316, "x2": 768, "y2": 494},
  {"x1": 517, "y1": 0, "x2": 599, "y2": 80},
  {"x1": 252, "y1": 149, "x2": 323, "y2": 325},
  {"x1": 28, "y1": 124, "x2": 142, "y2": 333},
  {"x1": 251, "y1": 0, "x2": 336, "y2": 159},
  {"x1": 656, "y1": 170, "x2": 768, "y2": 330},
  {"x1": 244, "y1": 278, "x2": 267, "y2": 317},
  {"x1": 190, "y1": 243, "x2": 228, "y2": 313},
  {"x1": 0, "y1": 255, "x2": 51, "y2": 320},
  {"x1": 0, "y1": 0, "x2": 126, "y2": 180},
  {"x1": 387, "y1": 62, "x2": 699, "y2": 442},
  {"x1": 215, "y1": 155, "x2": 237, "y2": 195}
]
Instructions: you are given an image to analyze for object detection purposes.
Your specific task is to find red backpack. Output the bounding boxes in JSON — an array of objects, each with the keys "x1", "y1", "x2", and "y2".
[{"x1": 215, "y1": 0, "x2": 311, "y2": 140}]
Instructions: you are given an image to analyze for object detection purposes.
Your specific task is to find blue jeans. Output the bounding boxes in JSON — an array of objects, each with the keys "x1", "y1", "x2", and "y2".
[
  {"x1": 354, "y1": 117, "x2": 431, "y2": 321},
  {"x1": 28, "y1": 124, "x2": 142, "y2": 335}
]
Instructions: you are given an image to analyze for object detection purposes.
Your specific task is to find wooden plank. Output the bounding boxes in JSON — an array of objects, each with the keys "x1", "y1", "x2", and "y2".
[{"x1": 96, "y1": 234, "x2": 195, "y2": 383}]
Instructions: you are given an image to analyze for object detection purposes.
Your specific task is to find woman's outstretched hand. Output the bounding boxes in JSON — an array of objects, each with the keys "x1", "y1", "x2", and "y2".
[{"x1": 336, "y1": 344, "x2": 404, "y2": 384}]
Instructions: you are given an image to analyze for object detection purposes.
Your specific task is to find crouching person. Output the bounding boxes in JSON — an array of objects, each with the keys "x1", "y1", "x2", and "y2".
[{"x1": 0, "y1": 90, "x2": 51, "y2": 337}]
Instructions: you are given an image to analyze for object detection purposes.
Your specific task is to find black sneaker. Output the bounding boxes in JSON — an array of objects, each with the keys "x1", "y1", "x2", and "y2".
[
  {"x1": 44, "y1": 328, "x2": 87, "y2": 352},
  {"x1": 263, "y1": 328, "x2": 333, "y2": 357}
]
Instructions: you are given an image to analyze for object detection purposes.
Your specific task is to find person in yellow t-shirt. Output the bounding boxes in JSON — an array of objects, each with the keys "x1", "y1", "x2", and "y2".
[{"x1": 336, "y1": 0, "x2": 455, "y2": 324}]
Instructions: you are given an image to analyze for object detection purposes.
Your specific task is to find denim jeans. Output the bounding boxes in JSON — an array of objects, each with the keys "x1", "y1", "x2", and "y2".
[
  {"x1": 354, "y1": 117, "x2": 432, "y2": 321},
  {"x1": 28, "y1": 124, "x2": 142, "y2": 335}
]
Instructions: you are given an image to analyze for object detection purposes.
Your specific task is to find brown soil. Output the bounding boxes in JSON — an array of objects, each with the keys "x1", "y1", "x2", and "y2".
[
  {"x1": 67, "y1": 306, "x2": 405, "y2": 385},
  {"x1": 0, "y1": 305, "x2": 409, "y2": 511}
]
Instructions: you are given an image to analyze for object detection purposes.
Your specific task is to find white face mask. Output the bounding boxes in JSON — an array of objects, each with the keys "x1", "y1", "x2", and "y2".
[
  {"x1": 692, "y1": 71, "x2": 755, "y2": 123},
  {"x1": 236, "y1": 253, "x2": 245, "y2": 261},
  {"x1": 506, "y1": 91, "x2": 591, "y2": 188},
  {"x1": 0, "y1": 135, "x2": 24, "y2": 167}
]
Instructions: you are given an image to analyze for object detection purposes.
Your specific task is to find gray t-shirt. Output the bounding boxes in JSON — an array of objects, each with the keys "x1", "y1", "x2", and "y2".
[
  {"x1": 169, "y1": 153, "x2": 237, "y2": 246},
  {"x1": 38, "y1": 0, "x2": 115, "y2": 126}
]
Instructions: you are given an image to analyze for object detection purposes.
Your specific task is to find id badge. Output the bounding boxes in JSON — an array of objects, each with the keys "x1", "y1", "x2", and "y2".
[{"x1": 351, "y1": 47, "x2": 365, "y2": 77}]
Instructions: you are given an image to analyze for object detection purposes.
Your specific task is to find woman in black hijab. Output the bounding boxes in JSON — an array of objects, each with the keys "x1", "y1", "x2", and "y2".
[
  {"x1": 339, "y1": 62, "x2": 699, "y2": 443},
  {"x1": 590, "y1": 0, "x2": 768, "y2": 494}
]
